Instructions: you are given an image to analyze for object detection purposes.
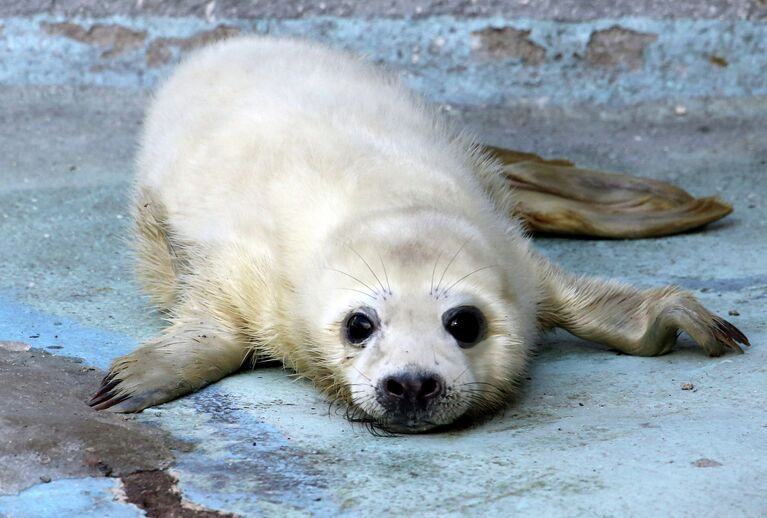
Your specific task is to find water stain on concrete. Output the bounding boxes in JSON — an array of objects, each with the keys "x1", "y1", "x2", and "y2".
[
  {"x1": 0, "y1": 345, "x2": 241, "y2": 515},
  {"x1": 586, "y1": 26, "x2": 658, "y2": 69},
  {"x1": 0, "y1": 346, "x2": 178, "y2": 495},
  {"x1": 181, "y1": 390, "x2": 333, "y2": 511},
  {"x1": 41, "y1": 22, "x2": 147, "y2": 59}
]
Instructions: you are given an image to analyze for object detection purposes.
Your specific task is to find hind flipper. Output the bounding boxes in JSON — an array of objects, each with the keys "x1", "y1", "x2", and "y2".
[{"x1": 485, "y1": 146, "x2": 733, "y2": 238}]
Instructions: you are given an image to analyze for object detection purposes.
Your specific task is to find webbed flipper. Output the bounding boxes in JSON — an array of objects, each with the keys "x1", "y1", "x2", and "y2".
[{"x1": 486, "y1": 146, "x2": 733, "y2": 239}]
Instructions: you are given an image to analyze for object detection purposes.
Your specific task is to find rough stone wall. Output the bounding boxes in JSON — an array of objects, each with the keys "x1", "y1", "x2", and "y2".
[
  {"x1": 0, "y1": 1, "x2": 765, "y2": 106},
  {"x1": 2, "y1": 0, "x2": 766, "y2": 20}
]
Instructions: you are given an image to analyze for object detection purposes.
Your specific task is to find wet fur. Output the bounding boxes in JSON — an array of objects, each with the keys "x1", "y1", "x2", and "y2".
[{"x1": 91, "y1": 37, "x2": 748, "y2": 430}]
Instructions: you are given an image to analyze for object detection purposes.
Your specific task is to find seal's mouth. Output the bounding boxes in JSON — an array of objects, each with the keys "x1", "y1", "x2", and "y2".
[
  {"x1": 353, "y1": 405, "x2": 469, "y2": 434},
  {"x1": 363, "y1": 370, "x2": 457, "y2": 433},
  {"x1": 344, "y1": 404, "x2": 453, "y2": 434},
  {"x1": 345, "y1": 370, "x2": 483, "y2": 434},
  {"x1": 381, "y1": 417, "x2": 441, "y2": 434}
]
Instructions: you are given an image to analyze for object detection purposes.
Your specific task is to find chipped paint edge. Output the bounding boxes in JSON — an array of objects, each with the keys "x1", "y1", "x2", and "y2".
[{"x1": 0, "y1": 15, "x2": 765, "y2": 106}]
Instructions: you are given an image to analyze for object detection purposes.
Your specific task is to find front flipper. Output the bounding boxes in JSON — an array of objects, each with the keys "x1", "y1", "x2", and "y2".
[
  {"x1": 537, "y1": 258, "x2": 749, "y2": 357},
  {"x1": 89, "y1": 317, "x2": 248, "y2": 412},
  {"x1": 485, "y1": 146, "x2": 733, "y2": 238}
]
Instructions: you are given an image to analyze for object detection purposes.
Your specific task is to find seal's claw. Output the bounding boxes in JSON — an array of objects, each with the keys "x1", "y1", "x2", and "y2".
[
  {"x1": 88, "y1": 322, "x2": 247, "y2": 413},
  {"x1": 714, "y1": 317, "x2": 750, "y2": 346},
  {"x1": 100, "y1": 390, "x2": 173, "y2": 413},
  {"x1": 664, "y1": 301, "x2": 750, "y2": 357},
  {"x1": 89, "y1": 378, "x2": 121, "y2": 402},
  {"x1": 88, "y1": 346, "x2": 200, "y2": 413},
  {"x1": 709, "y1": 317, "x2": 749, "y2": 355},
  {"x1": 88, "y1": 374, "x2": 129, "y2": 410},
  {"x1": 88, "y1": 374, "x2": 170, "y2": 413},
  {"x1": 636, "y1": 288, "x2": 751, "y2": 358},
  {"x1": 90, "y1": 392, "x2": 131, "y2": 411}
]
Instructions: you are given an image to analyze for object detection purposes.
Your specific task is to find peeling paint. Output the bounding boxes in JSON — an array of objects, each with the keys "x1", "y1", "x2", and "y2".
[
  {"x1": 586, "y1": 26, "x2": 658, "y2": 69},
  {"x1": 0, "y1": 16, "x2": 765, "y2": 105},
  {"x1": 470, "y1": 26, "x2": 546, "y2": 64},
  {"x1": 146, "y1": 25, "x2": 240, "y2": 67},
  {"x1": 121, "y1": 470, "x2": 238, "y2": 517},
  {"x1": 41, "y1": 21, "x2": 147, "y2": 59},
  {"x1": 0, "y1": 478, "x2": 144, "y2": 518}
]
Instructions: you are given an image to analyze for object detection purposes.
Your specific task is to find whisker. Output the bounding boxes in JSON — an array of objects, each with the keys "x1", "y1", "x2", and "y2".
[
  {"x1": 337, "y1": 287, "x2": 379, "y2": 300},
  {"x1": 430, "y1": 251, "x2": 443, "y2": 296},
  {"x1": 459, "y1": 384, "x2": 507, "y2": 396},
  {"x1": 347, "y1": 245, "x2": 387, "y2": 295},
  {"x1": 460, "y1": 381, "x2": 506, "y2": 388},
  {"x1": 451, "y1": 366, "x2": 470, "y2": 383},
  {"x1": 326, "y1": 267, "x2": 378, "y2": 297},
  {"x1": 435, "y1": 240, "x2": 468, "y2": 294},
  {"x1": 442, "y1": 265, "x2": 498, "y2": 297},
  {"x1": 352, "y1": 365, "x2": 372, "y2": 382},
  {"x1": 378, "y1": 253, "x2": 392, "y2": 295}
]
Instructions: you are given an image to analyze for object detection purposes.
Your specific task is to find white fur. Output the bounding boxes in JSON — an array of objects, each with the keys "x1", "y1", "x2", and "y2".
[
  {"x1": 135, "y1": 37, "x2": 539, "y2": 427},
  {"x1": 94, "y1": 36, "x2": 745, "y2": 429}
]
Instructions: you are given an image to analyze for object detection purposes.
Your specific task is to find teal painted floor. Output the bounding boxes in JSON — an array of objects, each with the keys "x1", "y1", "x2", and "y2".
[{"x1": 0, "y1": 83, "x2": 765, "y2": 516}]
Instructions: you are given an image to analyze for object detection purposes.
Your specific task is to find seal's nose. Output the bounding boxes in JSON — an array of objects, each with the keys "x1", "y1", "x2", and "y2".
[{"x1": 377, "y1": 371, "x2": 445, "y2": 410}]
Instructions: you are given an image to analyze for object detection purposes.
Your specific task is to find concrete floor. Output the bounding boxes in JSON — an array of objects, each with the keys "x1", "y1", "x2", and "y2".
[{"x1": 0, "y1": 86, "x2": 766, "y2": 517}]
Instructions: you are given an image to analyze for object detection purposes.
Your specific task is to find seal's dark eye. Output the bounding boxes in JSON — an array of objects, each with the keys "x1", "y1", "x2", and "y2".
[
  {"x1": 443, "y1": 306, "x2": 486, "y2": 348},
  {"x1": 345, "y1": 311, "x2": 376, "y2": 344}
]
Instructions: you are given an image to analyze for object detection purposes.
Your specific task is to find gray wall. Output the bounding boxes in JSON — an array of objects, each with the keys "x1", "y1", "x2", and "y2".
[{"x1": 1, "y1": 1, "x2": 765, "y2": 106}]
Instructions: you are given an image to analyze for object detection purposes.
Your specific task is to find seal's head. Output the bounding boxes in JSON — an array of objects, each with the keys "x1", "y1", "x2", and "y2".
[{"x1": 299, "y1": 210, "x2": 538, "y2": 432}]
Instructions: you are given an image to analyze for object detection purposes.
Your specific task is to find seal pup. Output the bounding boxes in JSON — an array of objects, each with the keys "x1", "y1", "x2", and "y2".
[{"x1": 90, "y1": 37, "x2": 748, "y2": 432}]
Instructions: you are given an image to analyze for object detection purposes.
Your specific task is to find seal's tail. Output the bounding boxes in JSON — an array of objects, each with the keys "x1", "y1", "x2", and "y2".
[{"x1": 485, "y1": 146, "x2": 732, "y2": 239}]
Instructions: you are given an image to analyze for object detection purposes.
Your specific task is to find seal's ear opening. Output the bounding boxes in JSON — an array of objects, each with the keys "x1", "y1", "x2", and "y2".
[{"x1": 485, "y1": 145, "x2": 732, "y2": 239}]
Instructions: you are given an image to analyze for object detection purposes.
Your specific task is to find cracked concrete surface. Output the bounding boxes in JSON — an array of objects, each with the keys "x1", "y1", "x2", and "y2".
[{"x1": 0, "y1": 84, "x2": 765, "y2": 516}]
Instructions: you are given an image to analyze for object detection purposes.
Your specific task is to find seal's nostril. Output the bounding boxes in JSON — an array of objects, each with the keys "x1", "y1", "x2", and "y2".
[
  {"x1": 380, "y1": 373, "x2": 443, "y2": 403},
  {"x1": 386, "y1": 378, "x2": 405, "y2": 397},
  {"x1": 419, "y1": 377, "x2": 439, "y2": 399}
]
